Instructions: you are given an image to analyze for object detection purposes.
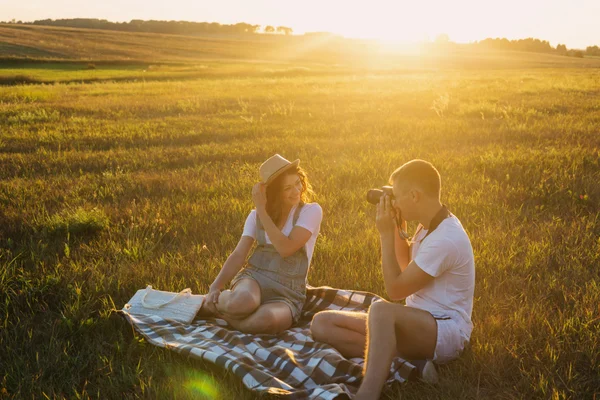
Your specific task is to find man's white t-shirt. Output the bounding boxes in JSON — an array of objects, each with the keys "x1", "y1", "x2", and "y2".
[
  {"x1": 406, "y1": 215, "x2": 475, "y2": 340},
  {"x1": 242, "y1": 203, "x2": 323, "y2": 266}
]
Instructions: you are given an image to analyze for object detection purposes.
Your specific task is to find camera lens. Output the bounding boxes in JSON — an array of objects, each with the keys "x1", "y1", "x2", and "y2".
[
  {"x1": 366, "y1": 189, "x2": 384, "y2": 205},
  {"x1": 367, "y1": 186, "x2": 394, "y2": 205}
]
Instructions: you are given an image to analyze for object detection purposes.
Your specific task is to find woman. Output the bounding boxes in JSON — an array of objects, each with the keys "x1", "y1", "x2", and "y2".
[{"x1": 202, "y1": 154, "x2": 323, "y2": 334}]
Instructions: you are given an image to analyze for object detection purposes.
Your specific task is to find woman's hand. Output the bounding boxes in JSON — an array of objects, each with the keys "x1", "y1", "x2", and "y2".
[
  {"x1": 252, "y1": 182, "x2": 267, "y2": 210},
  {"x1": 376, "y1": 194, "x2": 397, "y2": 236},
  {"x1": 206, "y1": 285, "x2": 221, "y2": 305}
]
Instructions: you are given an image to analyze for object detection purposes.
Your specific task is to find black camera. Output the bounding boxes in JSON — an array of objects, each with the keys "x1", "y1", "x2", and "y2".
[
  {"x1": 367, "y1": 185, "x2": 409, "y2": 238},
  {"x1": 366, "y1": 186, "x2": 394, "y2": 205}
]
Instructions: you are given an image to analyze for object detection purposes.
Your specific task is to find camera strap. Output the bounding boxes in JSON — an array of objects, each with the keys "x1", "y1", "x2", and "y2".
[
  {"x1": 395, "y1": 213, "x2": 411, "y2": 240},
  {"x1": 413, "y1": 204, "x2": 452, "y2": 242}
]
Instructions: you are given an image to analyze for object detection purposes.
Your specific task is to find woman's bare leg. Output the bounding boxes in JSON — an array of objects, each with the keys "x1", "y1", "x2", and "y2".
[
  {"x1": 224, "y1": 302, "x2": 293, "y2": 334},
  {"x1": 211, "y1": 278, "x2": 261, "y2": 319}
]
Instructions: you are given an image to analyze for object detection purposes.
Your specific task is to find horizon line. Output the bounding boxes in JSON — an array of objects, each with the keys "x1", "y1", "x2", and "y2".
[{"x1": 2, "y1": 17, "x2": 596, "y2": 50}]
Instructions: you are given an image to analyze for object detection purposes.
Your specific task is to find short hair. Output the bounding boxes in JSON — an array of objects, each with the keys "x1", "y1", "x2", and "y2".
[{"x1": 389, "y1": 159, "x2": 441, "y2": 199}]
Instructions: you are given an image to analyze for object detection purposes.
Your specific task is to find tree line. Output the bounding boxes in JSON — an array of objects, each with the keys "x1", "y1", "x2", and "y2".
[
  {"x1": 472, "y1": 37, "x2": 588, "y2": 58},
  {"x1": 431, "y1": 34, "x2": 592, "y2": 57},
  {"x1": 2, "y1": 18, "x2": 598, "y2": 57},
  {"x1": 1, "y1": 18, "x2": 293, "y2": 36}
]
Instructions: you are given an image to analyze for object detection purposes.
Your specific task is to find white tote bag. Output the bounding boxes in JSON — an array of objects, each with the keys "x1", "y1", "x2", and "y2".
[{"x1": 123, "y1": 285, "x2": 204, "y2": 325}]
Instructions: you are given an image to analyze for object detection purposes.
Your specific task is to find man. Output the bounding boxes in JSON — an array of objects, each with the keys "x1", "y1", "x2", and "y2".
[{"x1": 310, "y1": 159, "x2": 475, "y2": 399}]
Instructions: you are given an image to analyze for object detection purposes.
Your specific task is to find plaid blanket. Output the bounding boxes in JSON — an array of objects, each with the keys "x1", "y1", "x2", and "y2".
[{"x1": 119, "y1": 286, "x2": 417, "y2": 399}]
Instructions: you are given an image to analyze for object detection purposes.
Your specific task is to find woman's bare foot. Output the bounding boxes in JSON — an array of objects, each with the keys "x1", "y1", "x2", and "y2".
[{"x1": 197, "y1": 299, "x2": 221, "y2": 318}]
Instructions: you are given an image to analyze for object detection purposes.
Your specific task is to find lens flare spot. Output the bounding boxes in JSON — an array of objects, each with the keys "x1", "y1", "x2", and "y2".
[{"x1": 183, "y1": 374, "x2": 219, "y2": 399}]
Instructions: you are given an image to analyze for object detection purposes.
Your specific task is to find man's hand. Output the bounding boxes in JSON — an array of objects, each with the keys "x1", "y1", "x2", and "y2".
[
  {"x1": 252, "y1": 182, "x2": 267, "y2": 211},
  {"x1": 376, "y1": 194, "x2": 396, "y2": 236}
]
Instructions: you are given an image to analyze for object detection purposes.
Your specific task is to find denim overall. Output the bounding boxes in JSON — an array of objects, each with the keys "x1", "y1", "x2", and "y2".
[{"x1": 232, "y1": 204, "x2": 308, "y2": 323}]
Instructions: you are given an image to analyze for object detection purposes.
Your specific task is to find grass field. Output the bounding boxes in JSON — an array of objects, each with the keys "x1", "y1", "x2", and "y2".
[{"x1": 1, "y1": 25, "x2": 600, "y2": 399}]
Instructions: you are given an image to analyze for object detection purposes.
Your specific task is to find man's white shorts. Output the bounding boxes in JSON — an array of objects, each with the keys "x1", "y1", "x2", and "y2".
[{"x1": 432, "y1": 316, "x2": 469, "y2": 364}]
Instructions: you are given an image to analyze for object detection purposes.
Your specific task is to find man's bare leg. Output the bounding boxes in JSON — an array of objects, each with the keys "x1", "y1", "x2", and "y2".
[
  {"x1": 310, "y1": 310, "x2": 367, "y2": 358},
  {"x1": 354, "y1": 301, "x2": 437, "y2": 400},
  {"x1": 224, "y1": 302, "x2": 293, "y2": 334}
]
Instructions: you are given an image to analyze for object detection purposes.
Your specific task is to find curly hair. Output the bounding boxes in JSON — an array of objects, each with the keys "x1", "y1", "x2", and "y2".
[{"x1": 265, "y1": 166, "x2": 314, "y2": 226}]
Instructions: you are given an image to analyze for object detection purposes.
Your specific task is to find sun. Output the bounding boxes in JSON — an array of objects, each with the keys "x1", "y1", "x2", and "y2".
[{"x1": 292, "y1": 2, "x2": 435, "y2": 44}]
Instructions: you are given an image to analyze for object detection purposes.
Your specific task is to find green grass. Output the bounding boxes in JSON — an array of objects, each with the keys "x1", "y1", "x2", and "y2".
[
  {"x1": 0, "y1": 56, "x2": 599, "y2": 399},
  {"x1": 0, "y1": 61, "x2": 356, "y2": 85}
]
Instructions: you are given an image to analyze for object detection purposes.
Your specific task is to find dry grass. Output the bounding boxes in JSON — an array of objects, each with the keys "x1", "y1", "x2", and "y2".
[{"x1": 0, "y1": 37, "x2": 599, "y2": 399}]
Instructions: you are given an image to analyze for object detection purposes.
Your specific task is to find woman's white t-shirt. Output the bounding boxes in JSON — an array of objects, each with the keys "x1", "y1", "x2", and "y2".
[{"x1": 242, "y1": 203, "x2": 323, "y2": 266}]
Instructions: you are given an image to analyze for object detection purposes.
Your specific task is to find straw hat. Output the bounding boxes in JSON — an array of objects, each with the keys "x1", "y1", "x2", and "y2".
[{"x1": 259, "y1": 154, "x2": 300, "y2": 185}]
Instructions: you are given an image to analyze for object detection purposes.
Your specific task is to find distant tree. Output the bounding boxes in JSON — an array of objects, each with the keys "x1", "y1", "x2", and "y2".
[
  {"x1": 568, "y1": 50, "x2": 585, "y2": 58},
  {"x1": 233, "y1": 22, "x2": 260, "y2": 34},
  {"x1": 276, "y1": 26, "x2": 293, "y2": 35},
  {"x1": 264, "y1": 25, "x2": 275, "y2": 33},
  {"x1": 556, "y1": 44, "x2": 567, "y2": 55},
  {"x1": 586, "y1": 45, "x2": 600, "y2": 56}
]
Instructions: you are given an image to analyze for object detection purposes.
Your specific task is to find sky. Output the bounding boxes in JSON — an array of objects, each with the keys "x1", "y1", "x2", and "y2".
[{"x1": 2, "y1": 0, "x2": 599, "y2": 49}]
